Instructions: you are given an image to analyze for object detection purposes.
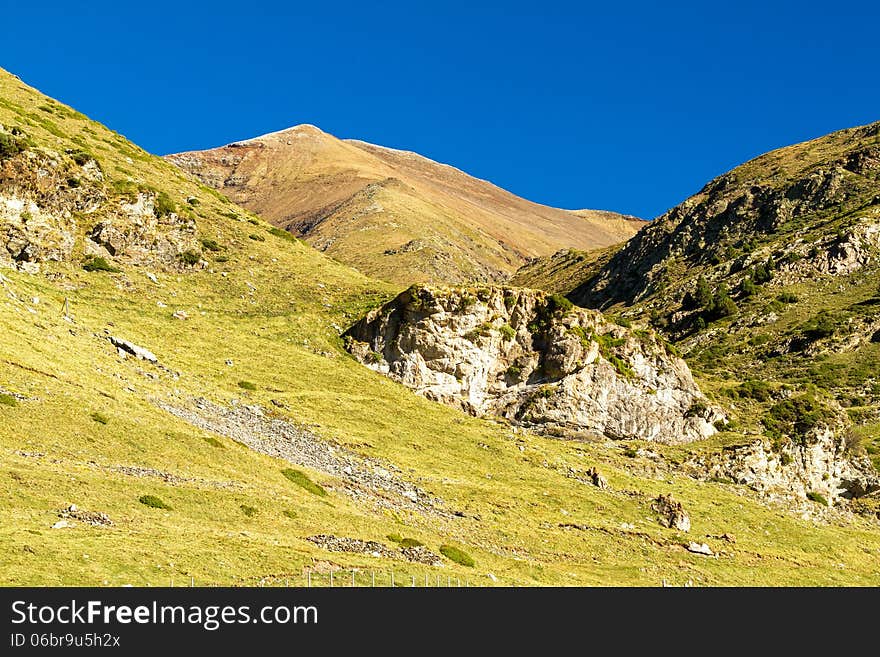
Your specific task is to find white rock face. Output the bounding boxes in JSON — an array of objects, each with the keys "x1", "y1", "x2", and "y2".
[
  {"x1": 346, "y1": 286, "x2": 722, "y2": 444},
  {"x1": 690, "y1": 428, "x2": 880, "y2": 504}
]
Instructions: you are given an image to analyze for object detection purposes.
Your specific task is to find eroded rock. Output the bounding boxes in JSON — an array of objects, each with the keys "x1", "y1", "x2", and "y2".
[{"x1": 345, "y1": 285, "x2": 722, "y2": 444}]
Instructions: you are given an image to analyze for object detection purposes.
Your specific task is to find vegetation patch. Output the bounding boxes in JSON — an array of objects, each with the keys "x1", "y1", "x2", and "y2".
[
  {"x1": 281, "y1": 469, "x2": 327, "y2": 497},
  {"x1": 237, "y1": 380, "x2": 258, "y2": 391},
  {"x1": 0, "y1": 130, "x2": 30, "y2": 159},
  {"x1": 268, "y1": 227, "x2": 298, "y2": 243},
  {"x1": 440, "y1": 545, "x2": 475, "y2": 567},
  {"x1": 0, "y1": 394, "x2": 18, "y2": 407},
  {"x1": 387, "y1": 534, "x2": 423, "y2": 548},
  {"x1": 180, "y1": 250, "x2": 201, "y2": 266},
  {"x1": 764, "y1": 394, "x2": 833, "y2": 441},
  {"x1": 240, "y1": 505, "x2": 259, "y2": 518},
  {"x1": 82, "y1": 256, "x2": 121, "y2": 273},
  {"x1": 806, "y1": 491, "x2": 829, "y2": 506},
  {"x1": 200, "y1": 238, "x2": 222, "y2": 252},
  {"x1": 90, "y1": 411, "x2": 109, "y2": 425},
  {"x1": 138, "y1": 495, "x2": 172, "y2": 510},
  {"x1": 498, "y1": 324, "x2": 516, "y2": 341},
  {"x1": 153, "y1": 191, "x2": 176, "y2": 217}
]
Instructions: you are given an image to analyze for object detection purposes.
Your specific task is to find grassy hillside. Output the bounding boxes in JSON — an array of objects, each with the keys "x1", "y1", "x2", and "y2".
[
  {"x1": 523, "y1": 121, "x2": 880, "y2": 472},
  {"x1": 2, "y1": 69, "x2": 880, "y2": 586},
  {"x1": 165, "y1": 125, "x2": 642, "y2": 285}
]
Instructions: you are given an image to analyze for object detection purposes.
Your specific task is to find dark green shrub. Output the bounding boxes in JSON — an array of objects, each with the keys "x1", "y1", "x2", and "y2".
[
  {"x1": 281, "y1": 468, "x2": 327, "y2": 497},
  {"x1": 705, "y1": 284, "x2": 737, "y2": 320},
  {"x1": 387, "y1": 534, "x2": 423, "y2": 548},
  {"x1": 735, "y1": 380, "x2": 772, "y2": 402},
  {"x1": 695, "y1": 275, "x2": 713, "y2": 306},
  {"x1": 139, "y1": 495, "x2": 172, "y2": 510},
  {"x1": 82, "y1": 256, "x2": 121, "y2": 273},
  {"x1": 777, "y1": 291, "x2": 798, "y2": 303},
  {"x1": 247, "y1": 217, "x2": 260, "y2": 226},
  {"x1": 499, "y1": 324, "x2": 516, "y2": 341},
  {"x1": 283, "y1": 509, "x2": 298, "y2": 519},
  {"x1": 739, "y1": 277, "x2": 756, "y2": 297},
  {"x1": 154, "y1": 191, "x2": 176, "y2": 217},
  {"x1": 66, "y1": 177, "x2": 81, "y2": 188},
  {"x1": 764, "y1": 394, "x2": 832, "y2": 440},
  {"x1": 366, "y1": 351, "x2": 383, "y2": 364},
  {"x1": 505, "y1": 365, "x2": 522, "y2": 379},
  {"x1": 180, "y1": 250, "x2": 201, "y2": 266},
  {"x1": 214, "y1": 255, "x2": 230, "y2": 263},
  {"x1": 248, "y1": 233, "x2": 266, "y2": 242},
  {"x1": 186, "y1": 197, "x2": 200, "y2": 206},
  {"x1": 0, "y1": 394, "x2": 18, "y2": 407},
  {"x1": 440, "y1": 545, "x2": 475, "y2": 567},
  {"x1": 536, "y1": 385, "x2": 555, "y2": 399},
  {"x1": 240, "y1": 505, "x2": 259, "y2": 518},
  {"x1": 200, "y1": 238, "x2": 222, "y2": 252},
  {"x1": 503, "y1": 294, "x2": 517, "y2": 310},
  {"x1": 806, "y1": 491, "x2": 828, "y2": 506},
  {"x1": 203, "y1": 436, "x2": 224, "y2": 448},
  {"x1": 685, "y1": 401, "x2": 709, "y2": 418},
  {"x1": 237, "y1": 380, "x2": 257, "y2": 391},
  {"x1": 90, "y1": 411, "x2": 109, "y2": 425},
  {"x1": 800, "y1": 311, "x2": 837, "y2": 341},
  {"x1": 752, "y1": 261, "x2": 773, "y2": 284},
  {"x1": 0, "y1": 132, "x2": 28, "y2": 159},
  {"x1": 546, "y1": 294, "x2": 573, "y2": 315}
]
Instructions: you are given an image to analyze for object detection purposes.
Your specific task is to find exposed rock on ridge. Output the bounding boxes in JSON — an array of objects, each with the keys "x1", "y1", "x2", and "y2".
[
  {"x1": 345, "y1": 285, "x2": 722, "y2": 443},
  {"x1": 688, "y1": 428, "x2": 880, "y2": 506}
]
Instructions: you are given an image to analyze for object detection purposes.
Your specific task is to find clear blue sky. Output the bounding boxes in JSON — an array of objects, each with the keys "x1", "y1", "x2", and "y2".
[{"x1": 1, "y1": 1, "x2": 878, "y2": 219}]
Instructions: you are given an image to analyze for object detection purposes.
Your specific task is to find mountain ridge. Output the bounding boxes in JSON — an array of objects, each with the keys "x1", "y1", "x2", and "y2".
[{"x1": 166, "y1": 123, "x2": 644, "y2": 285}]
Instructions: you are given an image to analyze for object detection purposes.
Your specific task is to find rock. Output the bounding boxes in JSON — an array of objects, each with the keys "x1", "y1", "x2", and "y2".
[
  {"x1": 686, "y1": 542, "x2": 713, "y2": 556},
  {"x1": 344, "y1": 285, "x2": 722, "y2": 444},
  {"x1": 146, "y1": 272, "x2": 158, "y2": 283},
  {"x1": 172, "y1": 310, "x2": 188, "y2": 320},
  {"x1": 487, "y1": 572, "x2": 498, "y2": 582},
  {"x1": 306, "y1": 535, "x2": 397, "y2": 559},
  {"x1": 586, "y1": 466, "x2": 608, "y2": 489},
  {"x1": 51, "y1": 520, "x2": 71, "y2": 529},
  {"x1": 653, "y1": 494, "x2": 691, "y2": 532},
  {"x1": 688, "y1": 428, "x2": 880, "y2": 505},
  {"x1": 225, "y1": 359, "x2": 234, "y2": 366},
  {"x1": 58, "y1": 506, "x2": 112, "y2": 527},
  {"x1": 108, "y1": 336, "x2": 158, "y2": 363}
]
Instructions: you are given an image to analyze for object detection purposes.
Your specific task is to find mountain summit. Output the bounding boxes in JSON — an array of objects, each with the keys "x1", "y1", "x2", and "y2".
[{"x1": 166, "y1": 125, "x2": 643, "y2": 285}]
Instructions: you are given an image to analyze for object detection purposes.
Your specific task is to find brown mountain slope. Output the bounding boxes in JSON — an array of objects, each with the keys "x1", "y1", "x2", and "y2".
[{"x1": 166, "y1": 125, "x2": 643, "y2": 285}]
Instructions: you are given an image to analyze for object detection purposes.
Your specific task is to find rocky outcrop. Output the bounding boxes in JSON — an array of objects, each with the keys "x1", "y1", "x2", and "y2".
[
  {"x1": 85, "y1": 192, "x2": 199, "y2": 267},
  {"x1": 345, "y1": 285, "x2": 722, "y2": 444},
  {"x1": 652, "y1": 494, "x2": 691, "y2": 531},
  {"x1": 573, "y1": 121, "x2": 880, "y2": 309},
  {"x1": 0, "y1": 126, "x2": 199, "y2": 272},
  {"x1": 687, "y1": 428, "x2": 880, "y2": 505}
]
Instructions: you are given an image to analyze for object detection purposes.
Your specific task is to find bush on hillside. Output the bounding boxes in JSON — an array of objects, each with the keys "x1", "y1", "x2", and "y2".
[
  {"x1": 440, "y1": 545, "x2": 475, "y2": 567},
  {"x1": 139, "y1": 494, "x2": 172, "y2": 510},
  {"x1": 281, "y1": 468, "x2": 327, "y2": 497},
  {"x1": 82, "y1": 256, "x2": 121, "y2": 273}
]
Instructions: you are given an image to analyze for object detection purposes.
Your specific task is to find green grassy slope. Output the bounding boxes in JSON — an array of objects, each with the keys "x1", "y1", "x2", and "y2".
[
  {"x1": 518, "y1": 123, "x2": 880, "y2": 468},
  {"x1": 2, "y1": 70, "x2": 880, "y2": 586}
]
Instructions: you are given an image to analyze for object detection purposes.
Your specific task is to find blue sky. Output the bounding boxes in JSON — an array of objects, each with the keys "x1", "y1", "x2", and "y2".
[{"x1": 1, "y1": 1, "x2": 878, "y2": 219}]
